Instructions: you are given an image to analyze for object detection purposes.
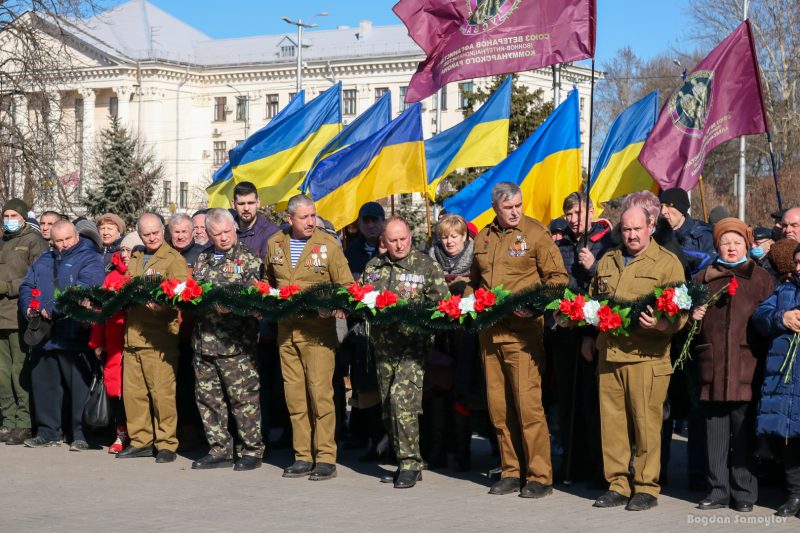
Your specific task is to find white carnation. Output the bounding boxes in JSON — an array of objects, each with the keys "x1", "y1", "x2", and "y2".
[
  {"x1": 269, "y1": 288, "x2": 280, "y2": 297},
  {"x1": 583, "y1": 299, "x2": 601, "y2": 326},
  {"x1": 173, "y1": 282, "x2": 186, "y2": 295},
  {"x1": 459, "y1": 294, "x2": 476, "y2": 314},
  {"x1": 674, "y1": 284, "x2": 692, "y2": 310},
  {"x1": 361, "y1": 291, "x2": 379, "y2": 309}
]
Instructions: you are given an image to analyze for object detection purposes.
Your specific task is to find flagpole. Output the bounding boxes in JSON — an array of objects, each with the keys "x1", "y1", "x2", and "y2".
[
  {"x1": 698, "y1": 176, "x2": 709, "y2": 222},
  {"x1": 583, "y1": 59, "x2": 595, "y2": 248}
]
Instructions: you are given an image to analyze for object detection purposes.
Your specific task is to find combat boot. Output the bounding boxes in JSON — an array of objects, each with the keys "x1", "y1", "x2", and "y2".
[
  {"x1": 394, "y1": 469, "x2": 422, "y2": 489},
  {"x1": 0, "y1": 426, "x2": 12, "y2": 443},
  {"x1": 6, "y1": 428, "x2": 32, "y2": 446}
]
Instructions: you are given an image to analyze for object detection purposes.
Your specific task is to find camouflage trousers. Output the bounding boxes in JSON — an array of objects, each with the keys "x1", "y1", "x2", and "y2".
[
  {"x1": 194, "y1": 353, "x2": 264, "y2": 458},
  {"x1": 375, "y1": 353, "x2": 424, "y2": 471}
]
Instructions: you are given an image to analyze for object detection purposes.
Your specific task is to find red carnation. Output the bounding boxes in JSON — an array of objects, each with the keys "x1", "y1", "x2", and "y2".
[
  {"x1": 656, "y1": 287, "x2": 679, "y2": 316},
  {"x1": 252, "y1": 281, "x2": 272, "y2": 295},
  {"x1": 597, "y1": 305, "x2": 622, "y2": 332},
  {"x1": 728, "y1": 278, "x2": 739, "y2": 296},
  {"x1": 347, "y1": 282, "x2": 374, "y2": 301},
  {"x1": 473, "y1": 288, "x2": 496, "y2": 312},
  {"x1": 31, "y1": 288, "x2": 41, "y2": 297},
  {"x1": 104, "y1": 275, "x2": 130, "y2": 291},
  {"x1": 375, "y1": 290, "x2": 398, "y2": 309},
  {"x1": 160, "y1": 279, "x2": 177, "y2": 298},
  {"x1": 181, "y1": 278, "x2": 203, "y2": 302},
  {"x1": 111, "y1": 252, "x2": 127, "y2": 274},
  {"x1": 437, "y1": 295, "x2": 462, "y2": 319},
  {"x1": 29, "y1": 300, "x2": 40, "y2": 311},
  {"x1": 279, "y1": 284, "x2": 302, "y2": 299}
]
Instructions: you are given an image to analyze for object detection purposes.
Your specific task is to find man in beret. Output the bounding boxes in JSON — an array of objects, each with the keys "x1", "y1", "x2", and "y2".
[
  {"x1": 752, "y1": 226, "x2": 777, "y2": 281},
  {"x1": 0, "y1": 199, "x2": 49, "y2": 445},
  {"x1": 660, "y1": 188, "x2": 715, "y2": 275}
]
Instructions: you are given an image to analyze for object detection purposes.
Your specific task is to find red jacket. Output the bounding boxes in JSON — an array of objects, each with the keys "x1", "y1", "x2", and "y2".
[{"x1": 88, "y1": 254, "x2": 129, "y2": 398}]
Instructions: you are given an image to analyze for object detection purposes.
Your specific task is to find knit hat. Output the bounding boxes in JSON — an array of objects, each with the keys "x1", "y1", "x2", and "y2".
[
  {"x1": 2, "y1": 198, "x2": 28, "y2": 219},
  {"x1": 659, "y1": 188, "x2": 690, "y2": 217},
  {"x1": 708, "y1": 206, "x2": 730, "y2": 226},
  {"x1": 96, "y1": 213, "x2": 126, "y2": 235},
  {"x1": 712, "y1": 217, "x2": 753, "y2": 248},
  {"x1": 768, "y1": 238, "x2": 799, "y2": 278},
  {"x1": 74, "y1": 218, "x2": 102, "y2": 251},
  {"x1": 120, "y1": 232, "x2": 144, "y2": 250}
]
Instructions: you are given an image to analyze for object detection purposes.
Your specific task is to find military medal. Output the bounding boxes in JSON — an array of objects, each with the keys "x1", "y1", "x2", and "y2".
[
  {"x1": 598, "y1": 277, "x2": 609, "y2": 292},
  {"x1": 320, "y1": 244, "x2": 328, "y2": 260}
]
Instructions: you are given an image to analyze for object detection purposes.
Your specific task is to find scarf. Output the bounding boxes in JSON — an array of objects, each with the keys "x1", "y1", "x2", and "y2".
[{"x1": 432, "y1": 239, "x2": 474, "y2": 276}]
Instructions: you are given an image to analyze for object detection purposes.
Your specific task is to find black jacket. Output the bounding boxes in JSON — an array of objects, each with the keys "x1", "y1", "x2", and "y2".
[{"x1": 555, "y1": 219, "x2": 614, "y2": 291}]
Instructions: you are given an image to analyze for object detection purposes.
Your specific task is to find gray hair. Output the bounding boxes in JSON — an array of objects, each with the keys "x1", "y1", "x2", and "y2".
[
  {"x1": 135, "y1": 212, "x2": 164, "y2": 234},
  {"x1": 491, "y1": 182, "x2": 522, "y2": 206},
  {"x1": 286, "y1": 194, "x2": 315, "y2": 216},
  {"x1": 50, "y1": 220, "x2": 77, "y2": 237},
  {"x1": 168, "y1": 213, "x2": 192, "y2": 231},
  {"x1": 204, "y1": 208, "x2": 236, "y2": 231}
]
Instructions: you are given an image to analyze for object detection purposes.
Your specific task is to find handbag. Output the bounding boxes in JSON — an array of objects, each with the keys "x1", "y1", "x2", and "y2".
[{"x1": 83, "y1": 363, "x2": 111, "y2": 428}]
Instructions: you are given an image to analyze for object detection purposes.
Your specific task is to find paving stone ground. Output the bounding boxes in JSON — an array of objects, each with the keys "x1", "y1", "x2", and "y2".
[{"x1": 0, "y1": 434, "x2": 796, "y2": 532}]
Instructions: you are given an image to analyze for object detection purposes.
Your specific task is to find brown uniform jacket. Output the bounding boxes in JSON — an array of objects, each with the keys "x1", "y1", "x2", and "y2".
[
  {"x1": 0, "y1": 225, "x2": 48, "y2": 330},
  {"x1": 590, "y1": 241, "x2": 687, "y2": 364},
  {"x1": 470, "y1": 215, "x2": 568, "y2": 345},
  {"x1": 265, "y1": 228, "x2": 353, "y2": 337},
  {"x1": 125, "y1": 243, "x2": 189, "y2": 350},
  {"x1": 693, "y1": 260, "x2": 774, "y2": 402}
]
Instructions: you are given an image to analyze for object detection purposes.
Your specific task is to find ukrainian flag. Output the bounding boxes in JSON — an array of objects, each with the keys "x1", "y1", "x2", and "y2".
[
  {"x1": 230, "y1": 83, "x2": 341, "y2": 206},
  {"x1": 590, "y1": 91, "x2": 659, "y2": 215},
  {"x1": 443, "y1": 89, "x2": 581, "y2": 228},
  {"x1": 301, "y1": 91, "x2": 393, "y2": 194},
  {"x1": 206, "y1": 91, "x2": 306, "y2": 208},
  {"x1": 425, "y1": 77, "x2": 511, "y2": 200},
  {"x1": 307, "y1": 103, "x2": 427, "y2": 230}
]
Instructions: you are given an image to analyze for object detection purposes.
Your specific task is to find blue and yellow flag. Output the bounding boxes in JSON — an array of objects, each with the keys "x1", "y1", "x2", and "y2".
[
  {"x1": 444, "y1": 89, "x2": 581, "y2": 229},
  {"x1": 590, "y1": 91, "x2": 659, "y2": 215},
  {"x1": 425, "y1": 76, "x2": 511, "y2": 199},
  {"x1": 206, "y1": 91, "x2": 306, "y2": 208},
  {"x1": 301, "y1": 91, "x2": 393, "y2": 194},
  {"x1": 307, "y1": 103, "x2": 427, "y2": 230},
  {"x1": 230, "y1": 83, "x2": 341, "y2": 206}
]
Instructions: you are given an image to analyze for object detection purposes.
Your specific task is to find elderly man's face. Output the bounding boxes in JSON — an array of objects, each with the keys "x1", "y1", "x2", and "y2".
[
  {"x1": 493, "y1": 192, "x2": 523, "y2": 229},
  {"x1": 383, "y1": 220, "x2": 412, "y2": 261},
  {"x1": 51, "y1": 225, "x2": 79, "y2": 253},
  {"x1": 170, "y1": 220, "x2": 193, "y2": 249},
  {"x1": 782, "y1": 208, "x2": 800, "y2": 241},
  {"x1": 287, "y1": 203, "x2": 317, "y2": 240},
  {"x1": 193, "y1": 214, "x2": 209, "y2": 245},
  {"x1": 207, "y1": 219, "x2": 237, "y2": 252},
  {"x1": 138, "y1": 216, "x2": 164, "y2": 253},
  {"x1": 620, "y1": 209, "x2": 653, "y2": 256}
]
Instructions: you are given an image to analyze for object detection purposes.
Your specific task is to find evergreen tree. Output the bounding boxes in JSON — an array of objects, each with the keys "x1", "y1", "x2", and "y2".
[{"x1": 84, "y1": 116, "x2": 163, "y2": 227}]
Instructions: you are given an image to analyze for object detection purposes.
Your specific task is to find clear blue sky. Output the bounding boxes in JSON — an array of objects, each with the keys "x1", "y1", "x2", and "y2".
[{"x1": 119, "y1": 0, "x2": 694, "y2": 66}]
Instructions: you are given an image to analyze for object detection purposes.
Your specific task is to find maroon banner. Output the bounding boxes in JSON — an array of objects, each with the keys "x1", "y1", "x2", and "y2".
[
  {"x1": 639, "y1": 21, "x2": 768, "y2": 191},
  {"x1": 393, "y1": 0, "x2": 596, "y2": 103}
]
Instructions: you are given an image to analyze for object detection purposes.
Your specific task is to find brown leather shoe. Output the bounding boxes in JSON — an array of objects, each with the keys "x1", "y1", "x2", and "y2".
[{"x1": 5, "y1": 428, "x2": 32, "y2": 446}]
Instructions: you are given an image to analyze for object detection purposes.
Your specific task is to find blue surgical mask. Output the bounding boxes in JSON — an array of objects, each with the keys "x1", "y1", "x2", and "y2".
[
  {"x1": 750, "y1": 246, "x2": 765, "y2": 259},
  {"x1": 717, "y1": 256, "x2": 747, "y2": 267},
  {"x1": 3, "y1": 220, "x2": 21, "y2": 233}
]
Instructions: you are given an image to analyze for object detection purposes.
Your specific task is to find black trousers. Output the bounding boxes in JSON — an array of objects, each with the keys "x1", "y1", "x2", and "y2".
[
  {"x1": 779, "y1": 438, "x2": 800, "y2": 497},
  {"x1": 31, "y1": 349, "x2": 91, "y2": 442},
  {"x1": 703, "y1": 401, "x2": 758, "y2": 503}
]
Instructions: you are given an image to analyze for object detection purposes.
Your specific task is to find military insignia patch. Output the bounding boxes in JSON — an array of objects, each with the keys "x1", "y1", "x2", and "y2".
[{"x1": 669, "y1": 70, "x2": 714, "y2": 138}]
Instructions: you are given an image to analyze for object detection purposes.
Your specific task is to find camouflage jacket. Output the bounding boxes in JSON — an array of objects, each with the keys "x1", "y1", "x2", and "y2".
[
  {"x1": 192, "y1": 242, "x2": 262, "y2": 357},
  {"x1": 361, "y1": 250, "x2": 449, "y2": 356}
]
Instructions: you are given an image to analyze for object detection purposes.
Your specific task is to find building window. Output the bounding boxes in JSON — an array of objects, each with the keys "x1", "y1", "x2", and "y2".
[
  {"x1": 109, "y1": 96, "x2": 118, "y2": 119},
  {"x1": 439, "y1": 87, "x2": 448, "y2": 110},
  {"x1": 162, "y1": 180, "x2": 172, "y2": 207},
  {"x1": 343, "y1": 89, "x2": 357, "y2": 116},
  {"x1": 179, "y1": 181, "x2": 188, "y2": 208},
  {"x1": 74, "y1": 98, "x2": 84, "y2": 143},
  {"x1": 399, "y1": 86, "x2": 409, "y2": 112},
  {"x1": 265, "y1": 94, "x2": 279, "y2": 118},
  {"x1": 289, "y1": 92, "x2": 297, "y2": 101},
  {"x1": 459, "y1": 82, "x2": 474, "y2": 109},
  {"x1": 375, "y1": 87, "x2": 389, "y2": 102},
  {"x1": 213, "y1": 141, "x2": 227, "y2": 166},
  {"x1": 235, "y1": 96, "x2": 248, "y2": 122},
  {"x1": 235, "y1": 139, "x2": 244, "y2": 148},
  {"x1": 580, "y1": 97, "x2": 585, "y2": 113},
  {"x1": 281, "y1": 45, "x2": 296, "y2": 58},
  {"x1": 214, "y1": 97, "x2": 227, "y2": 122}
]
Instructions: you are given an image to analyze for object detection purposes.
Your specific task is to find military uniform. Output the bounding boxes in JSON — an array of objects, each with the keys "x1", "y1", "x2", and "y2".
[
  {"x1": 361, "y1": 250, "x2": 449, "y2": 471},
  {"x1": 124, "y1": 243, "x2": 188, "y2": 452},
  {"x1": 470, "y1": 215, "x2": 568, "y2": 485},
  {"x1": 589, "y1": 242, "x2": 686, "y2": 498},
  {"x1": 265, "y1": 228, "x2": 353, "y2": 465},
  {"x1": 192, "y1": 242, "x2": 264, "y2": 459}
]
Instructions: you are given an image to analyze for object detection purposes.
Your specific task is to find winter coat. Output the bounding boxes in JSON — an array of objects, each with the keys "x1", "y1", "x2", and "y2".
[
  {"x1": 19, "y1": 238, "x2": 105, "y2": 351},
  {"x1": 237, "y1": 215, "x2": 279, "y2": 260},
  {"x1": 675, "y1": 216, "x2": 715, "y2": 275},
  {"x1": 693, "y1": 260, "x2": 774, "y2": 402},
  {"x1": 88, "y1": 253, "x2": 129, "y2": 397},
  {"x1": 177, "y1": 240, "x2": 212, "y2": 270},
  {"x1": 0, "y1": 224, "x2": 49, "y2": 330},
  {"x1": 102, "y1": 237, "x2": 122, "y2": 269},
  {"x1": 556, "y1": 219, "x2": 614, "y2": 292},
  {"x1": 752, "y1": 276, "x2": 800, "y2": 439}
]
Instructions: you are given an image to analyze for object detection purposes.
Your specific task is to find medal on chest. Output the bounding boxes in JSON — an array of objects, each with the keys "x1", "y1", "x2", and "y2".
[
  {"x1": 271, "y1": 243, "x2": 284, "y2": 265},
  {"x1": 598, "y1": 276, "x2": 610, "y2": 293},
  {"x1": 509, "y1": 235, "x2": 528, "y2": 257},
  {"x1": 399, "y1": 272, "x2": 425, "y2": 297}
]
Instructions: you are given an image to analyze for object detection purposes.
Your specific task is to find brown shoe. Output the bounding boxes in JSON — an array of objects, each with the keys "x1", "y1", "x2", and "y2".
[
  {"x1": 0, "y1": 426, "x2": 12, "y2": 443},
  {"x1": 5, "y1": 428, "x2": 32, "y2": 446}
]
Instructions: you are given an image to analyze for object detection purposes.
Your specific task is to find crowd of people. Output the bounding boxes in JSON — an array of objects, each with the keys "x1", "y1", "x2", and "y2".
[{"x1": 1, "y1": 181, "x2": 799, "y2": 518}]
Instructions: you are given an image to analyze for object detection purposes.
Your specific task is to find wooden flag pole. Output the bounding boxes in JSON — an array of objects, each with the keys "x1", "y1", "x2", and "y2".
[
  {"x1": 766, "y1": 131, "x2": 784, "y2": 212},
  {"x1": 697, "y1": 176, "x2": 709, "y2": 222}
]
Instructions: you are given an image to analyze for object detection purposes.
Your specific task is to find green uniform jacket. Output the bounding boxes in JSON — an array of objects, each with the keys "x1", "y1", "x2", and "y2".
[
  {"x1": 192, "y1": 242, "x2": 262, "y2": 357},
  {"x1": 590, "y1": 242, "x2": 687, "y2": 364},
  {"x1": 125, "y1": 243, "x2": 189, "y2": 350},
  {"x1": 361, "y1": 250, "x2": 449, "y2": 355},
  {"x1": 0, "y1": 225, "x2": 48, "y2": 330}
]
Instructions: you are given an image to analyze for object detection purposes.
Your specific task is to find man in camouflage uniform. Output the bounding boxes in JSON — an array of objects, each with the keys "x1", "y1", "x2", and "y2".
[
  {"x1": 361, "y1": 216, "x2": 449, "y2": 488},
  {"x1": 190, "y1": 209, "x2": 264, "y2": 471}
]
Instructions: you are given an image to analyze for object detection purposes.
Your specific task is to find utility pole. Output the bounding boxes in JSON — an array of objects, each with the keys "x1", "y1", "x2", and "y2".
[
  {"x1": 738, "y1": 0, "x2": 750, "y2": 220},
  {"x1": 282, "y1": 12, "x2": 328, "y2": 93}
]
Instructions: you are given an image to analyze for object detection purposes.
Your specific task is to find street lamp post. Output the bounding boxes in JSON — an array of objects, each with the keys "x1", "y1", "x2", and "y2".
[
  {"x1": 226, "y1": 83, "x2": 248, "y2": 139},
  {"x1": 282, "y1": 12, "x2": 328, "y2": 93}
]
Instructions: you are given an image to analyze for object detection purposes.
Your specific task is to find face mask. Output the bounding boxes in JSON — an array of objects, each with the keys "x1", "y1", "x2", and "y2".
[
  {"x1": 750, "y1": 246, "x2": 765, "y2": 259},
  {"x1": 3, "y1": 220, "x2": 21, "y2": 233},
  {"x1": 717, "y1": 256, "x2": 747, "y2": 267}
]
